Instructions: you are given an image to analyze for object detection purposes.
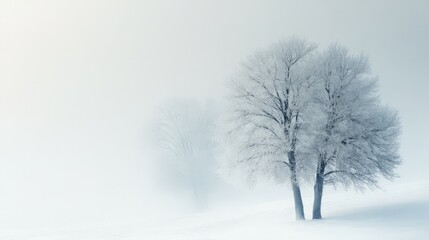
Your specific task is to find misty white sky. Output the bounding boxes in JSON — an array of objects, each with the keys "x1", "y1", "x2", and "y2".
[{"x1": 0, "y1": 0, "x2": 428, "y2": 226}]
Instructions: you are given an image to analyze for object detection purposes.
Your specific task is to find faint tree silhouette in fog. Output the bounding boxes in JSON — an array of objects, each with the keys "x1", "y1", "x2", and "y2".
[{"x1": 156, "y1": 98, "x2": 217, "y2": 208}]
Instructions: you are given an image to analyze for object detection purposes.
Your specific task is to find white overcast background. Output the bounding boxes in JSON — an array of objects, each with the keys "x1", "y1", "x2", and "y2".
[{"x1": 0, "y1": 0, "x2": 428, "y2": 228}]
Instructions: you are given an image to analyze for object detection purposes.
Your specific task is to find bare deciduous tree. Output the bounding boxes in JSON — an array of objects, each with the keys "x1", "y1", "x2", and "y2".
[
  {"x1": 310, "y1": 44, "x2": 401, "y2": 219},
  {"x1": 157, "y1": 99, "x2": 217, "y2": 208},
  {"x1": 225, "y1": 38, "x2": 316, "y2": 220}
]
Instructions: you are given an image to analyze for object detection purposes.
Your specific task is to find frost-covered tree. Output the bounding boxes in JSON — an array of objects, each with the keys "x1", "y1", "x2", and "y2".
[
  {"x1": 225, "y1": 38, "x2": 316, "y2": 220},
  {"x1": 156, "y1": 99, "x2": 217, "y2": 208},
  {"x1": 310, "y1": 44, "x2": 401, "y2": 219}
]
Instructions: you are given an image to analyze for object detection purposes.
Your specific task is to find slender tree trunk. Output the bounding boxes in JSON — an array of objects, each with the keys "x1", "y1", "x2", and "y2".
[
  {"x1": 189, "y1": 161, "x2": 207, "y2": 210},
  {"x1": 312, "y1": 160, "x2": 326, "y2": 219},
  {"x1": 291, "y1": 179, "x2": 305, "y2": 220},
  {"x1": 288, "y1": 151, "x2": 305, "y2": 220}
]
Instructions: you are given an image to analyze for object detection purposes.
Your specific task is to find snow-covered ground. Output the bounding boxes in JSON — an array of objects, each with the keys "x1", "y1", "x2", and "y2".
[{"x1": 2, "y1": 181, "x2": 429, "y2": 240}]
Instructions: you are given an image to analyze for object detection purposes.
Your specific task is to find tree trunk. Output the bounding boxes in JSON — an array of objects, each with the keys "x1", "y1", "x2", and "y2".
[
  {"x1": 312, "y1": 160, "x2": 326, "y2": 219},
  {"x1": 288, "y1": 151, "x2": 305, "y2": 220},
  {"x1": 291, "y1": 180, "x2": 305, "y2": 220}
]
